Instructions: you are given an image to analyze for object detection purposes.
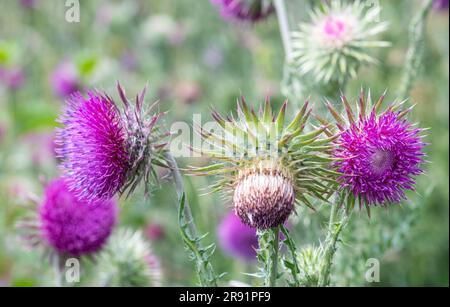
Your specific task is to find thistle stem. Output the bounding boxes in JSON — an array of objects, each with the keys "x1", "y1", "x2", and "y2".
[
  {"x1": 164, "y1": 152, "x2": 197, "y2": 239},
  {"x1": 164, "y1": 152, "x2": 217, "y2": 287},
  {"x1": 257, "y1": 226, "x2": 280, "y2": 287},
  {"x1": 270, "y1": 226, "x2": 280, "y2": 287},
  {"x1": 399, "y1": 0, "x2": 433, "y2": 100},
  {"x1": 274, "y1": 0, "x2": 292, "y2": 61},
  {"x1": 318, "y1": 195, "x2": 350, "y2": 287}
]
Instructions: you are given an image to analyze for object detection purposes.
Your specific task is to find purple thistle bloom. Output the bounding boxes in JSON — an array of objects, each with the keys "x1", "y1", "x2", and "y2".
[
  {"x1": 56, "y1": 84, "x2": 167, "y2": 201},
  {"x1": 211, "y1": 0, "x2": 274, "y2": 22},
  {"x1": 56, "y1": 91, "x2": 129, "y2": 200},
  {"x1": 51, "y1": 61, "x2": 80, "y2": 98},
  {"x1": 434, "y1": 0, "x2": 449, "y2": 10},
  {"x1": 218, "y1": 211, "x2": 258, "y2": 261},
  {"x1": 0, "y1": 66, "x2": 25, "y2": 91},
  {"x1": 333, "y1": 109, "x2": 426, "y2": 207},
  {"x1": 39, "y1": 178, "x2": 117, "y2": 256}
]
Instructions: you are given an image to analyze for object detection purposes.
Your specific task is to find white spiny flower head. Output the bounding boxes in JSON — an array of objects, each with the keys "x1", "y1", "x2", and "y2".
[
  {"x1": 95, "y1": 228, "x2": 162, "y2": 287},
  {"x1": 291, "y1": 0, "x2": 389, "y2": 84}
]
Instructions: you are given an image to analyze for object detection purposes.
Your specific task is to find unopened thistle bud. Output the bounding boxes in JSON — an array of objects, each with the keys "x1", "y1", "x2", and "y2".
[
  {"x1": 190, "y1": 97, "x2": 338, "y2": 229},
  {"x1": 291, "y1": 0, "x2": 389, "y2": 84},
  {"x1": 95, "y1": 229, "x2": 162, "y2": 287},
  {"x1": 55, "y1": 83, "x2": 168, "y2": 201},
  {"x1": 321, "y1": 90, "x2": 427, "y2": 210}
]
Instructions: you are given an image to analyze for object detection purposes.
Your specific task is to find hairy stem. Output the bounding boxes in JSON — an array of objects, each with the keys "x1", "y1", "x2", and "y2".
[
  {"x1": 257, "y1": 226, "x2": 280, "y2": 287},
  {"x1": 399, "y1": 0, "x2": 433, "y2": 99},
  {"x1": 164, "y1": 152, "x2": 197, "y2": 238},
  {"x1": 318, "y1": 195, "x2": 350, "y2": 287},
  {"x1": 164, "y1": 152, "x2": 218, "y2": 286},
  {"x1": 270, "y1": 226, "x2": 280, "y2": 287}
]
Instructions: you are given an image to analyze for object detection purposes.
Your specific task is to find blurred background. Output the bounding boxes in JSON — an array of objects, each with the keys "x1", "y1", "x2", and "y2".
[{"x1": 0, "y1": 0, "x2": 448, "y2": 286}]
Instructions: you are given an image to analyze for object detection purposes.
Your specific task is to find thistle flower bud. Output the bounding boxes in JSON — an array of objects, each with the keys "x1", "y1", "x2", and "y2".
[
  {"x1": 291, "y1": 0, "x2": 389, "y2": 84},
  {"x1": 55, "y1": 83, "x2": 167, "y2": 201},
  {"x1": 95, "y1": 229, "x2": 162, "y2": 287},
  {"x1": 190, "y1": 97, "x2": 337, "y2": 229},
  {"x1": 211, "y1": 0, "x2": 275, "y2": 23},
  {"x1": 233, "y1": 162, "x2": 295, "y2": 229}
]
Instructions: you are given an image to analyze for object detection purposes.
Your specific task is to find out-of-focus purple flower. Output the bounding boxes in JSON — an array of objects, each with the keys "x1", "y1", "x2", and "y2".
[
  {"x1": 120, "y1": 51, "x2": 138, "y2": 72},
  {"x1": 332, "y1": 92, "x2": 426, "y2": 207},
  {"x1": 145, "y1": 223, "x2": 165, "y2": 241},
  {"x1": 39, "y1": 178, "x2": 117, "y2": 256},
  {"x1": 0, "y1": 66, "x2": 25, "y2": 90},
  {"x1": 51, "y1": 61, "x2": 80, "y2": 98},
  {"x1": 211, "y1": 0, "x2": 275, "y2": 22},
  {"x1": 0, "y1": 123, "x2": 6, "y2": 144},
  {"x1": 19, "y1": 0, "x2": 38, "y2": 9},
  {"x1": 218, "y1": 211, "x2": 258, "y2": 261},
  {"x1": 202, "y1": 45, "x2": 224, "y2": 70},
  {"x1": 22, "y1": 131, "x2": 57, "y2": 166},
  {"x1": 175, "y1": 80, "x2": 202, "y2": 105},
  {"x1": 434, "y1": 0, "x2": 449, "y2": 10}
]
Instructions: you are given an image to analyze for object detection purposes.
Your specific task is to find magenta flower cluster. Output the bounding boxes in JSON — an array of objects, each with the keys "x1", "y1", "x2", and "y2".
[
  {"x1": 39, "y1": 178, "x2": 117, "y2": 256},
  {"x1": 333, "y1": 111, "x2": 425, "y2": 206}
]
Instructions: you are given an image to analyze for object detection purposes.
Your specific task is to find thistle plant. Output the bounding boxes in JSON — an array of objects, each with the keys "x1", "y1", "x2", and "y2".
[
  {"x1": 189, "y1": 97, "x2": 339, "y2": 285},
  {"x1": 314, "y1": 90, "x2": 427, "y2": 286},
  {"x1": 291, "y1": 0, "x2": 389, "y2": 88}
]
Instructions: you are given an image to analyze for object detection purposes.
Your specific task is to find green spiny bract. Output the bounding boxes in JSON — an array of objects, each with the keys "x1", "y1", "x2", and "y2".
[{"x1": 190, "y1": 97, "x2": 339, "y2": 229}]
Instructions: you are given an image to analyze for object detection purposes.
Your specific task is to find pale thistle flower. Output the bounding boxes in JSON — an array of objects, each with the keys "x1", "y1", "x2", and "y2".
[
  {"x1": 95, "y1": 229, "x2": 162, "y2": 287},
  {"x1": 291, "y1": 0, "x2": 389, "y2": 84}
]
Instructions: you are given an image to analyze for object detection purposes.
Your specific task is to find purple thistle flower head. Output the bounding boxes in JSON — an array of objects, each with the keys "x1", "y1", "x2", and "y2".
[
  {"x1": 56, "y1": 83, "x2": 167, "y2": 201},
  {"x1": 51, "y1": 61, "x2": 80, "y2": 98},
  {"x1": 217, "y1": 211, "x2": 258, "y2": 261},
  {"x1": 39, "y1": 178, "x2": 117, "y2": 256},
  {"x1": 434, "y1": 0, "x2": 449, "y2": 11},
  {"x1": 211, "y1": 0, "x2": 275, "y2": 23},
  {"x1": 329, "y1": 91, "x2": 426, "y2": 207}
]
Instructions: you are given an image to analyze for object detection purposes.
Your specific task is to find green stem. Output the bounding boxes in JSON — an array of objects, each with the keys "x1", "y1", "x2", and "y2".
[
  {"x1": 318, "y1": 195, "x2": 350, "y2": 287},
  {"x1": 270, "y1": 226, "x2": 280, "y2": 287},
  {"x1": 399, "y1": 0, "x2": 433, "y2": 100},
  {"x1": 164, "y1": 152, "x2": 218, "y2": 287},
  {"x1": 274, "y1": 0, "x2": 292, "y2": 62}
]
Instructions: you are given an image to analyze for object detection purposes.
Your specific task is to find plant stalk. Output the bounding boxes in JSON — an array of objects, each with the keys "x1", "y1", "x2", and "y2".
[
  {"x1": 399, "y1": 0, "x2": 433, "y2": 99},
  {"x1": 318, "y1": 194, "x2": 351, "y2": 287}
]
